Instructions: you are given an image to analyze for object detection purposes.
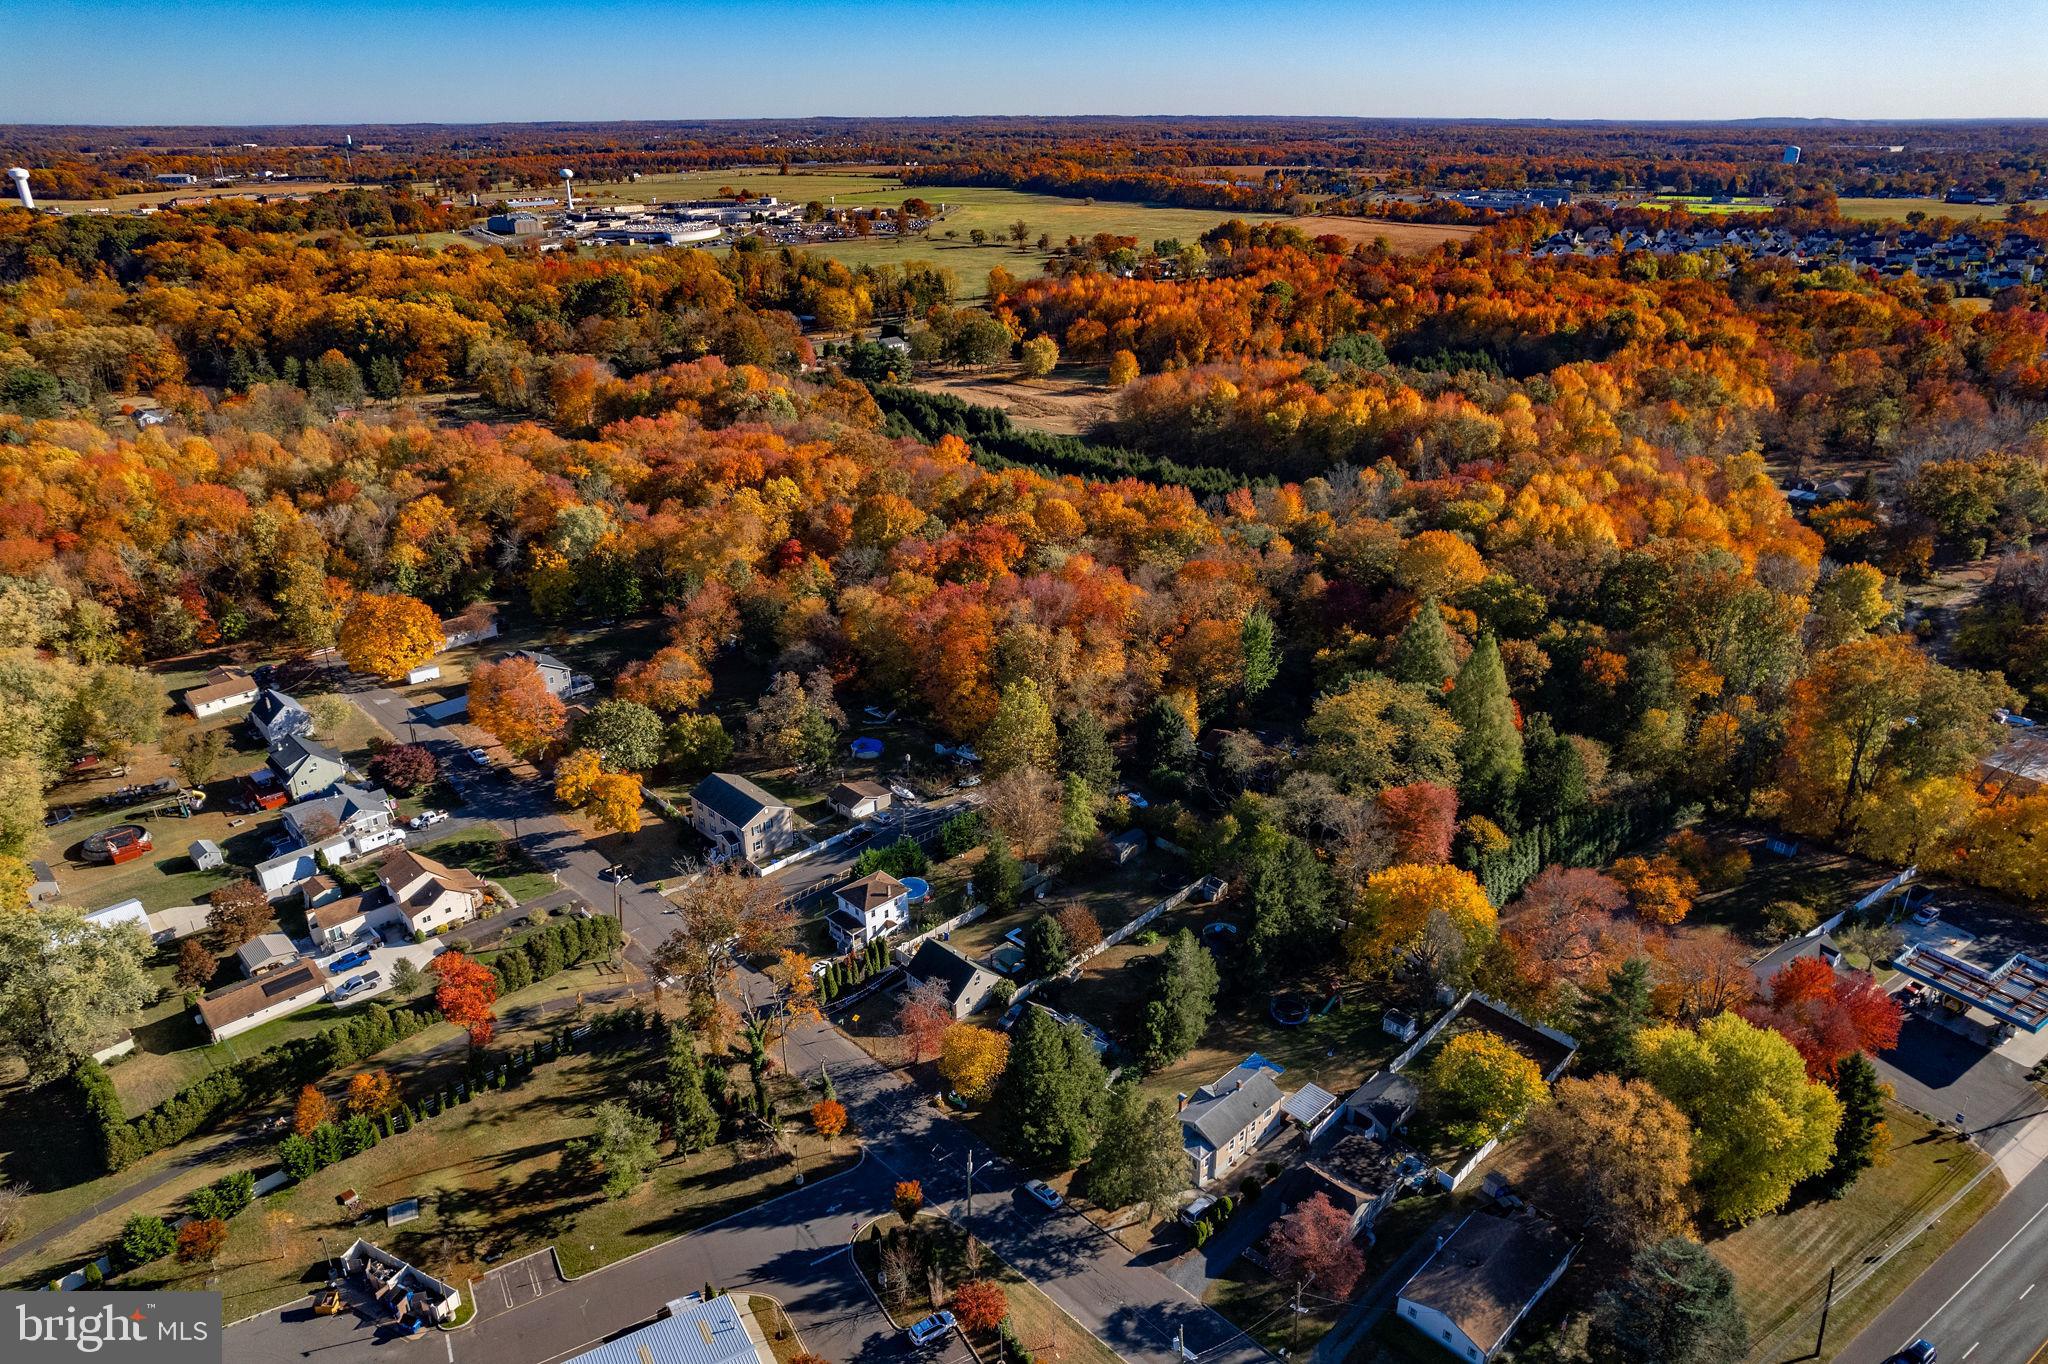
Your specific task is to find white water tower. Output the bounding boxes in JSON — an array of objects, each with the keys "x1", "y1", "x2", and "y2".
[
  {"x1": 5, "y1": 167, "x2": 31, "y2": 211},
  {"x1": 558, "y1": 167, "x2": 575, "y2": 211}
]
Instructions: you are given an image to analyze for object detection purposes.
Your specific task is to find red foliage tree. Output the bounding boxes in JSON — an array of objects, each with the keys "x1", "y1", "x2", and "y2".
[
  {"x1": 1264, "y1": 1193, "x2": 1365, "y2": 1299},
  {"x1": 1375, "y1": 782, "x2": 1459, "y2": 865},
  {"x1": 430, "y1": 950, "x2": 500, "y2": 1048},
  {"x1": 1742, "y1": 956, "x2": 1903, "y2": 1080},
  {"x1": 951, "y1": 1279, "x2": 1009, "y2": 1334},
  {"x1": 1500, "y1": 866, "x2": 1636, "y2": 994}
]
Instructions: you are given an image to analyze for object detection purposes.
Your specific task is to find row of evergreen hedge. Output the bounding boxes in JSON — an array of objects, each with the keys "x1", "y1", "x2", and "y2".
[{"x1": 872, "y1": 385, "x2": 1259, "y2": 497}]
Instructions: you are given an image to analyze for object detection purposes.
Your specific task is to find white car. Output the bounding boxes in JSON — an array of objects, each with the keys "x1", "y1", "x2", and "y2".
[
  {"x1": 955, "y1": 774, "x2": 982, "y2": 789},
  {"x1": 1911, "y1": 905, "x2": 1942, "y2": 927},
  {"x1": 466, "y1": 747, "x2": 491, "y2": 766},
  {"x1": 333, "y1": 970, "x2": 382, "y2": 1002},
  {"x1": 1024, "y1": 1179, "x2": 1064, "y2": 1209}
]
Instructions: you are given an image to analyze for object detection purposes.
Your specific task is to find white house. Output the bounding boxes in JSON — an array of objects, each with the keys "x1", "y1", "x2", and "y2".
[
  {"x1": 282, "y1": 783, "x2": 397, "y2": 856},
  {"x1": 829, "y1": 871, "x2": 910, "y2": 952},
  {"x1": 1395, "y1": 1211, "x2": 1574, "y2": 1362},
  {"x1": 1180, "y1": 1056, "x2": 1288, "y2": 1185},
  {"x1": 83, "y1": 899, "x2": 150, "y2": 934},
  {"x1": 196, "y1": 962, "x2": 327, "y2": 1042},
  {"x1": 377, "y1": 849, "x2": 489, "y2": 935},
  {"x1": 491, "y1": 649, "x2": 591, "y2": 699},
  {"x1": 250, "y1": 689, "x2": 313, "y2": 745},
  {"x1": 829, "y1": 779, "x2": 891, "y2": 821},
  {"x1": 183, "y1": 666, "x2": 259, "y2": 718}
]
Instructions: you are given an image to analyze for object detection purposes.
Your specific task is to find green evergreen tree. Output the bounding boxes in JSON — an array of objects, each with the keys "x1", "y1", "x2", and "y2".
[
  {"x1": 1022, "y1": 915, "x2": 1070, "y2": 980},
  {"x1": 1820, "y1": 1052, "x2": 1886, "y2": 1196},
  {"x1": 1139, "y1": 697, "x2": 1198, "y2": 793},
  {"x1": 1449, "y1": 633, "x2": 1524, "y2": 820},
  {"x1": 1236, "y1": 824, "x2": 1333, "y2": 984},
  {"x1": 1578, "y1": 957, "x2": 1655, "y2": 1077},
  {"x1": 1142, "y1": 929, "x2": 1220, "y2": 1070},
  {"x1": 1519, "y1": 712, "x2": 1589, "y2": 824},
  {"x1": 1588, "y1": 1237, "x2": 1748, "y2": 1364},
  {"x1": 1059, "y1": 709, "x2": 1119, "y2": 796},
  {"x1": 1387, "y1": 598, "x2": 1458, "y2": 689},
  {"x1": 996, "y1": 1006, "x2": 1108, "y2": 1171},
  {"x1": 1240, "y1": 607, "x2": 1279, "y2": 701},
  {"x1": 975, "y1": 831, "x2": 1023, "y2": 912},
  {"x1": 666, "y1": 1022, "x2": 720, "y2": 1153},
  {"x1": 1082, "y1": 1083, "x2": 1192, "y2": 1211}
]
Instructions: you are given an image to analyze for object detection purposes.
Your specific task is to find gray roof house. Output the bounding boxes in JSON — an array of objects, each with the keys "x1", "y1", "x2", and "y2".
[
  {"x1": 1395, "y1": 1211, "x2": 1575, "y2": 1362},
  {"x1": 267, "y1": 735, "x2": 349, "y2": 802},
  {"x1": 1181, "y1": 1057, "x2": 1288, "y2": 1185},
  {"x1": 236, "y1": 932, "x2": 301, "y2": 978},
  {"x1": 903, "y1": 939, "x2": 1001, "y2": 1019},
  {"x1": 250, "y1": 689, "x2": 313, "y2": 744},
  {"x1": 492, "y1": 649, "x2": 591, "y2": 699},
  {"x1": 283, "y1": 783, "x2": 393, "y2": 847},
  {"x1": 690, "y1": 773, "x2": 796, "y2": 866},
  {"x1": 1345, "y1": 1070, "x2": 1421, "y2": 1141},
  {"x1": 1304, "y1": 1131, "x2": 1423, "y2": 1239}
]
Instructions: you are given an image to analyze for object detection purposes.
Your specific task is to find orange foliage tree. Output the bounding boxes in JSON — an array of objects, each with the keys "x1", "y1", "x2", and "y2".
[
  {"x1": 469, "y1": 656, "x2": 567, "y2": 758},
  {"x1": 1741, "y1": 956, "x2": 1903, "y2": 1080},
  {"x1": 810, "y1": 1099, "x2": 848, "y2": 1137},
  {"x1": 337, "y1": 592, "x2": 443, "y2": 680},
  {"x1": 430, "y1": 950, "x2": 499, "y2": 1047},
  {"x1": 292, "y1": 1084, "x2": 330, "y2": 1137},
  {"x1": 952, "y1": 1280, "x2": 1009, "y2": 1334},
  {"x1": 346, "y1": 1069, "x2": 400, "y2": 1117}
]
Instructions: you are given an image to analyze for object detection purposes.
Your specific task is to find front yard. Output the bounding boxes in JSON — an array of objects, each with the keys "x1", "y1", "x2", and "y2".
[{"x1": 414, "y1": 832, "x2": 556, "y2": 904}]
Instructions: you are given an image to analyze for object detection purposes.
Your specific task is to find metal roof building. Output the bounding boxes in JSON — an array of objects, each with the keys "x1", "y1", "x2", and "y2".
[
  {"x1": 1895, "y1": 944, "x2": 2048, "y2": 1033},
  {"x1": 563, "y1": 1293, "x2": 772, "y2": 1364}
]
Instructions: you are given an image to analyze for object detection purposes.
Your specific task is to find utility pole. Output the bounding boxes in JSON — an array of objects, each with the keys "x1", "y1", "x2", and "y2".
[
  {"x1": 1813, "y1": 1262, "x2": 1838, "y2": 1357},
  {"x1": 965, "y1": 1147, "x2": 981, "y2": 1225}
]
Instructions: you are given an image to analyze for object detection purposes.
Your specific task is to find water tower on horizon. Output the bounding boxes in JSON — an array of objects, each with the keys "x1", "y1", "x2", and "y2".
[
  {"x1": 6, "y1": 168, "x2": 32, "y2": 211},
  {"x1": 559, "y1": 168, "x2": 575, "y2": 211}
]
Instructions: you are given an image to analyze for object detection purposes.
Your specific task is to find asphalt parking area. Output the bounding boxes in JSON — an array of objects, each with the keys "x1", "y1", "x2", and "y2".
[{"x1": 467, "y1": 1249, "x2": 572, "y2": 1326}]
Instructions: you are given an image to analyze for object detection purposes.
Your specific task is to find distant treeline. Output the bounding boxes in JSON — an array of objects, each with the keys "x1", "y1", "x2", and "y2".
[{"x1": 872, "y1": 384, "x2": 1260, "y2": 498}]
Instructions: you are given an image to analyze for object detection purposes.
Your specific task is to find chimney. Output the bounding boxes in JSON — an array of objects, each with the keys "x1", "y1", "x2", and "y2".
[{"x1": 1176, "y1": 1092, "x2": 1189, "y2": 1113}]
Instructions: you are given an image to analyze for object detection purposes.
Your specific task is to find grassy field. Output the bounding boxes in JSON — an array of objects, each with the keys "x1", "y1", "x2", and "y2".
[
  {"x1": 413, "y1": 831, "x2": 556, "y2": 904},
  {"x1": 1643, "y1": 194, "x2": 1777, "y2": 215},
  {"x1": 1281, "y1": 216, "x2": 1480, "y2": 252},
  {"x1": 1837, "y1": 197, "x2": 2048, "y2": 223},
  {"x1": 1686, "y1": 824, "x2": 1895, "y2": 943},
  {"x1": 44, "y1": 180, "x2": 360, "y2": 212},
  {"x1": 1717, "y1": 1105, "x2": 1998, "y2": 1361}
]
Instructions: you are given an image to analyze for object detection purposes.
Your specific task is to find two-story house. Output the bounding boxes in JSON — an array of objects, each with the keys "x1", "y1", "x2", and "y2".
[
  {"x1": 377, "y1": 849, "x2": 488, "y2": 936},
  {"x1": 1180, "y1": 1056, "x2": 1288, "y2": 1185},
  {"x1": 266, "y1": 735, "x2": 349, "y2": 802},
  {"x1": 250, "y1": 689, "x2": 313, "y2": 745},
  {"x1": 690, "y1": 773, "x2": 797, "y2": 866},
  {"x1": 829, "y1": 871, "x2": 910, "y2": 953},
  {"x1": 491, "y1": 649, "x2": 592, "y2": 699}
]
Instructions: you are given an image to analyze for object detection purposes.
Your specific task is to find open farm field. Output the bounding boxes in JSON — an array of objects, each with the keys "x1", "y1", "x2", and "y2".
[
  {"x1": 1280, "y1": 215, "x2": 1479, "y2": 251},
  {"x1": 1836, "y1": 196, "x2": 2047, "y2": 222}
]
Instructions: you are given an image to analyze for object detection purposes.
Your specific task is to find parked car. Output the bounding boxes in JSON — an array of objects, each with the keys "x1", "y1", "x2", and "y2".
[
  {"x1": 955, "y1": 774, "x2": 982, "y2": 789},
  {"x1": 327, "y1": 949, "x2": 373, "y2": 974},
  {"x1": 333, "y1": 971, "x2": 382, "y2": 1001},
  {"x1": 1024, "y1": 1179, "x2": 1064, "y2": 1209},
  {"x1": 1912, "y1": 906, "x2": 1942, "y2": 927},
  {"x1": 407, "y1": 808, "x2": 448, "y2": 830},
  {"x1": 906, "y1": 1312, "x2": 956, "y2": 1349},
  {"x1": 1122, "y1": 789, "x2": 1150, "y2": 809},
  {"x1": 1884, "y1": 1343, "x2": 1937, "y2": 1364},
  {"x1": 466, "y1": 747, "x2": 491, "y2": 766}
]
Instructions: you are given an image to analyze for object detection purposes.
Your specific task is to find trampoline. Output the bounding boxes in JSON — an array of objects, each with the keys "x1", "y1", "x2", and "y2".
[
  {"x1": 1268, "y1": 994, "x2": 1311, "y2": 1027},
  {"x1": 80, "y1": 823, "x2": 152, "y2": 864}
]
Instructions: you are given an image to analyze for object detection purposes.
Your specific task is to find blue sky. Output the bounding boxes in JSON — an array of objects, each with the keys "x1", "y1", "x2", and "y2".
[{"x1": 6, "y1": 0, "x2": 2045, "y2": 124}]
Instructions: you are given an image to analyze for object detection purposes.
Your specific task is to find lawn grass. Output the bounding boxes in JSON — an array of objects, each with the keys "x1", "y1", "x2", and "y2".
[
  {"x1": 854, "y1": 1214, "x2": 1121, "y2": 1364},
  {"x1": 18, "y1": 1026, "x2": 852, "y2": 1323},
  {"x1": 1204, "y1": 1269, "x2": 1342, "y2": 1358},
  {"x1": 414, "y1": 832, "x2": 555, "y2": 904},
  {"x1": 749, "y1": 1296, "x2": 807, "y2": 1364},
  {"x1": 1715, "y1": 1104, "x2": 1997, "y2": 1360},
  {"x1": 1685, "y1": 824, "x2": 1895, "y2": 943},
  {"x1": 1836, "y1": 197, "x2": 2048, "y2": 223}
]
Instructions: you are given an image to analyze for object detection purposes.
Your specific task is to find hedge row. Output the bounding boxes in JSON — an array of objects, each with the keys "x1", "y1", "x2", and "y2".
[
  {"x1": 1471, "y1": 790, "x2": 1689, "y2": 905},
  {"x1": 872, "y1": 385, "x2": 1258, "y2": 498},
  {"x1": 483, "y1": 913, "x2": 622, "y2": 995},
  {"x1": 76, "y1": 1000, "x2": 440, "y2": 1174}
]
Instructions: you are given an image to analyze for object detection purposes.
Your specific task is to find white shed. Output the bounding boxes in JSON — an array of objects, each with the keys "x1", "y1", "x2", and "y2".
[{"x1": 190, "y1": 838, "x2": 224, "y2": 871}]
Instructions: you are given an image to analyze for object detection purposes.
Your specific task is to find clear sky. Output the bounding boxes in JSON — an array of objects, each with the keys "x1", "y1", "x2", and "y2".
[{"x1": 6, "y1": 0, "x2": 2046, "y2": 125}]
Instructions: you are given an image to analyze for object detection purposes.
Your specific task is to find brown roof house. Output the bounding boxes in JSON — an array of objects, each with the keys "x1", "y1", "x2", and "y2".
[
  {"x1": 378, "y1": 849, "x2": 488, "y2": 936},
  {"x1": 196, "y1": 961, "x2": 327, "y2": 1043},
  {"x1": 829, "y1": 779, "x2": 891, "y2": 821},
  {"x1": 1395, "y1": 1211, "x2": 1574, "y2": 1362},
  {"x1": 829, "y1": 871, "x2": 910, "y2": 952},
  {"x1": 184, "y1": 666, "x2": 260, "y2": 718}
]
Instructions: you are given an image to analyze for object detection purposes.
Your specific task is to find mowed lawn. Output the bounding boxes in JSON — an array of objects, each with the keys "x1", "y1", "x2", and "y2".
[
  {"x1": 105, "y1": 1045, "x2": 855, "y2": 1322},
  {"x1": 1837, "y1": 196, "x2": 2048, "y2": 223},
  {"x1": 1715, "y1": 1105, "x2": 1998, "y2": 1360}
]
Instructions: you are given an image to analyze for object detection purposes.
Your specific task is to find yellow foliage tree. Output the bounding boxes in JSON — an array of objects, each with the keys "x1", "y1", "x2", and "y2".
[
  {"x1": 1347, "y1": 863, "x2": 1495, "y2": 977},
  {"x1": 471, "y1": 656, "x2": 567, "y2": 758},
  {"x1": 554, "y1": 748, "x2": 602, "y2": 808},
  {"x1": 938, "y1": 1023, "x2": 1011, "y2": 1102},
  {"x1": 1107, "y1": 350, "x2": 1139, "y2": 387},
  {"x1": 588, "y1": 771, "x2": 643, "y2": 835},
  {"x1": 337, "y1": 593, "x2": 443, "y2": 681}
]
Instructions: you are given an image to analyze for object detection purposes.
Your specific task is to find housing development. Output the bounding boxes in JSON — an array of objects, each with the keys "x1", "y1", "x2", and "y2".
[{"x1": 1, "y1": 45, "x2": 2047, "y2": 1364}]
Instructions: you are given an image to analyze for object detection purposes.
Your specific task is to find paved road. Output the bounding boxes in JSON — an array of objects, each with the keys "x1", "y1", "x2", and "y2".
[
  {"x1": 239, "y1": 678, "x2": 1265, "y2": 1364},
  {"x1": 1838, "y1": 1159, "x2": 2048, "y2": 1364}
]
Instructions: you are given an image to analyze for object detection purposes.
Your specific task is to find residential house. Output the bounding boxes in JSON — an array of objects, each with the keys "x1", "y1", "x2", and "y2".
[
  {"x1": 377, "y1": 848, "x2": 488, "y2": 935},
  {"x1": 1979, "y1": 733, "x2": 2048, "y2": 800},
  {"x1": 266, "y1": 735, "x2": 349, "y2": 802},
  {"x1": 1303, "y1": 1131, "x2": 1422, "y2": 1239},
  {"x1": 183, "y1": 666, "x2": 259, "y2": 718},
  {"x1": 439, "y1": 609, "x2": 500, "y2": 650},
  {"x1": 250, "y1": 689, "x2": 312, "y2": 745},
  {"x1": 83, "y1": 899, "x2": 150, "y2": 933},
  {"x1": 902, "y1": 939, "x2": 1001, "y2": 1019},
  {"x1": 1395, "y1": 1211, "x2": 1574, "y2": 1362},
  {"x1": 339, "y1": 1240, "x2": 463, "y2": 1327},
  {"x1": 561, "y1": 1292, "x2": 770, "y2": 1364},
  {"x1": 491, "y1": 649, "x2": 590, "y2": 699},
  {"x1": 283, "y1": 783, "x2": 398, "y2": 857},
  {"x1": 1180, "y1": 1056, "x2": 1289, "y2": 1184},
  {"x1": 196, "y1": 961, "x2": 327, "y2": 1042},
  {"x1": 690, "y1": 773, "x2": 796, "y2": 865},
  {"x1": 236, "y1": 932, "x2": 301, "y2": 978},
  {"x1": 829, "y1": 779, "x2": 891, "y2": 820},
  {"x1": 308, "y1": 891, "x2": 380, "y2": 946},
  {"x1": 1343, "y1": 1071, "x2": 1421, "y2": 1142},
  {"x1": 829, "y1": 871, "x2": 911, "y2": 952}
]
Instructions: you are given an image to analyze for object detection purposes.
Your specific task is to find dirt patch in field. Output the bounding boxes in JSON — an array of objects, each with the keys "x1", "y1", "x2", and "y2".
[
  {"x1": 909, "y1": 368, "x2": 1118, "y2": 436},
  {"x1": 1281, "y1": 216, "x2": 1479, "y2": 253}
]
